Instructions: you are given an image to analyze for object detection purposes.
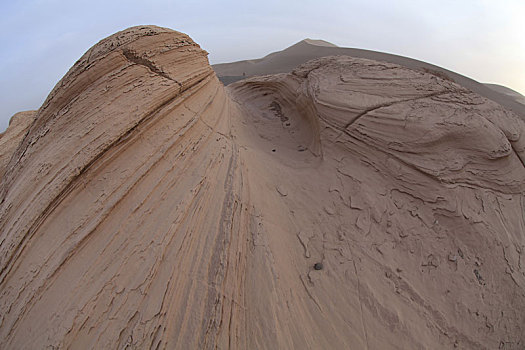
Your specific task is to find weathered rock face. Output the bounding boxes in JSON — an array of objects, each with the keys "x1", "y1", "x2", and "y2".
[
  {"x1": 1, "y1": 26, "x2": 524, "y2": 349},
  {"x1": 230, "y1": 57, "x2": 525, "y2": 349},
  {"x1": 0, "y1": 111, "x2": 37, "y2": 178},
  {"x1": 212, "y1": 39, "x2": 525, "y2": 120}
]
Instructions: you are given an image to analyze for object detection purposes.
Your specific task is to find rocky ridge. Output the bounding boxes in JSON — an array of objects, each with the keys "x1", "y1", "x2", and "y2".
[{"x1": 0, "y1": 26, "x2": 524, "y2": 349}]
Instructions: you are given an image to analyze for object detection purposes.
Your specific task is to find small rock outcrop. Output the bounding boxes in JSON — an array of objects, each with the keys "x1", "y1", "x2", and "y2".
[{"x1": 0, "y1": 111, "x2": 37, "y2": 178}]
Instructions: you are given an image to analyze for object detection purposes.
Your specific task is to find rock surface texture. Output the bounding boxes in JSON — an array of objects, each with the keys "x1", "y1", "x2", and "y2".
[
  {"x1": 0, "y1": 26, "x2": 524, "y2": 349},
  {"x1": 0, "y1": 111, "x2": 37, "y2": 178},
  {"x1": 213, "y1": 39, "x2": 525, "y2": 119}
]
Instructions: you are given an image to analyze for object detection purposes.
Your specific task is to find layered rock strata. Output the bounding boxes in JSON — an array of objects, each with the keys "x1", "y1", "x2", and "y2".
[{"x1": 0, "y1": 26, "x2": 524, "y2": 349}]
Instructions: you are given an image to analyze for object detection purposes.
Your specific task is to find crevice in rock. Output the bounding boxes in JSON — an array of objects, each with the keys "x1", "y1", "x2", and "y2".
[
  {"x1": 122, "y1": 48, "x2": 182, "y2": 87},
  {"x1": 344, "y1": 90, "x2": 463, "y2": 129}
]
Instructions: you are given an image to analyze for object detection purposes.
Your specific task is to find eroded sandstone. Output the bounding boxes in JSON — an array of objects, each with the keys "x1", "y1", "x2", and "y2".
[{"x1": 0, "y1": 26, "x2": 524, "y2": 349}]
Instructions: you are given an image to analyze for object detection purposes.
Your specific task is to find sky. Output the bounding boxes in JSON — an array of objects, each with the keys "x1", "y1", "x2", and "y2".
[{"x1": 0, "y1": 0, "x2": 524, "y2": 132}]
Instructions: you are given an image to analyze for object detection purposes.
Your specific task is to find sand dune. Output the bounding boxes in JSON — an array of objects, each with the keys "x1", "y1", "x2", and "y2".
[
  {"x1": 213, "y1": 40, "x2": 525, "y2": 120},
  {"x1": 0, "y1": 26, "x2": 524, "y2": 349},
  {"x1": 485, "y1": 83, "x2": 525, "y2": 106}
]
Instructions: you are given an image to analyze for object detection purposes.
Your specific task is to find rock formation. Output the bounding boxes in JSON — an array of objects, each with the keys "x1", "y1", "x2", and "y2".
[
  {"x1": 213, "y1": 39, "x2": 525, "y2": 120},
  {"x1": 0, "y1": 111, "x2": 37, "y2": 178},
  {"x1": 0, "y1": 26, "x2": 524, "y2": 349}
]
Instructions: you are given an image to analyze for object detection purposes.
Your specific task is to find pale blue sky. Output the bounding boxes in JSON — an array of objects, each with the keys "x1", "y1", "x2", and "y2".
[{"x1": 1, "y1": 0, "x2": 524, "y2": 131}]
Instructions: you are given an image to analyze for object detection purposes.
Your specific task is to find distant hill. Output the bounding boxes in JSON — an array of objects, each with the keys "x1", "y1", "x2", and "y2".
[{"x1": 213, "y1": 39, "x2": 525, "y2": 119}]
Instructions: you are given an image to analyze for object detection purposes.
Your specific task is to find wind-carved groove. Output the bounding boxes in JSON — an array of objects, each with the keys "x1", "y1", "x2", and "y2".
[
  {"x1": 344, "y1": 90, "x2": 463, "y2": 129},
  {"x1": 122, "y1": 48, "x2": 182, "y2": 87},
  {"x1": 200, "y1": 146, "x2": 239, "y2": 347}
]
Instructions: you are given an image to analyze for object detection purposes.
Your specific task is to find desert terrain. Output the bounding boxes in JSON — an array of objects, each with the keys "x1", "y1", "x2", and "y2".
[
  {"x1": 0, "y1": 26, "x2": 524, "y2": 349},
  {"x1": 213, "y1": 38, "x2": 525, "y2": 119}
]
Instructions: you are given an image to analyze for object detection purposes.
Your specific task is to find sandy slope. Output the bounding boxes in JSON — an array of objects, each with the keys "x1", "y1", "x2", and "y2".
[
  {"x1": 213, "y1": 40, "x2": 525, "y2": 120},
  {"x1": 0, "y1": 26, "x2": 524, "y2": 349},
  {"x1": 485, "y1": 83, "x2": 525, "y2": 106}
]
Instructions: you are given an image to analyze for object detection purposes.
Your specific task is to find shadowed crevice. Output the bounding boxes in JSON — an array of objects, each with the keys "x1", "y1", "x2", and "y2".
[{"x1": 122, "y1": 48, "x2": 182, "y2": 87}]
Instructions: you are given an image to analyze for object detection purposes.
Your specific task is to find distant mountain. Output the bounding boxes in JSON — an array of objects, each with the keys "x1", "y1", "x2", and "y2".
[{"x1": 213, "y1": 39, "x2": 525, "y2": 119}]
